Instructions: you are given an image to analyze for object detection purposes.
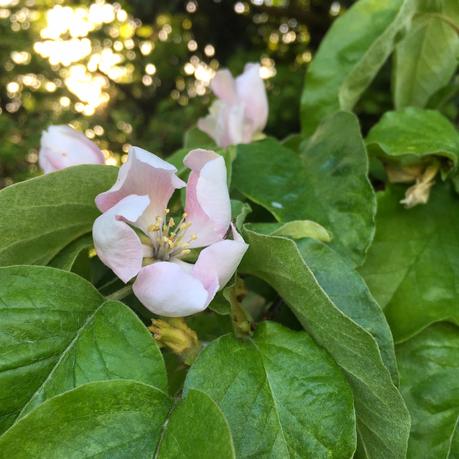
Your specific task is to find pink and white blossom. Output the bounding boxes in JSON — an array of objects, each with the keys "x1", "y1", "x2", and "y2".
[
  {"x1": 93, "y1": 146, "x2": 248, "y2": 317},
  {"x1": 39, "y1": 125, "x2": 105, "y2": 174},
  {"x1": 198, "y1": 63, "x2": 268, "y2": 147}
]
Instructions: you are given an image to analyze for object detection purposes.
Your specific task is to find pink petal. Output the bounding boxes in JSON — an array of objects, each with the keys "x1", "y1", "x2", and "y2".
[
  {"x1": 133, "y1": 261, "x2": 210, "y2": 317},
  {"x1": 193, "y1": 224, "x2": 248, "y2": 290},
  {"x1": 211, "y1": 69, "x2": 237, "y2": 103},
  {"x1": 39, "y1": 125, "x2": 105, "y2": 174},
  {"x1": 197, "y1": 111, "x2": 219, "y2": 145},
  {"x1": 93, "y1": 194, "x2": 149, "y2": 283},
  {"x1": 95, "y1": 146, "x2": 185, "y2": 219},
  {"x1": 197, "y1": 101, "x2": 245, "y2": 148},
  {"x1": 235, "y1": 63, "x2": 268, "y2": 133},
  {"x1": 226, "y1": 103, "x2": 247, "y2": 145},
  {"x1": 184, "y1": 149, "x2": 231, "y2": 247}
]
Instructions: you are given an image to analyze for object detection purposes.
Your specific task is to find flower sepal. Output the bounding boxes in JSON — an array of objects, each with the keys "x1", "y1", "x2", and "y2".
[
  {"x1": 224, "y1": 277, "x2": 254, "y2": 338},
  {"x1": 149, "y1": 317, "x2": 201, "y2": 365}
]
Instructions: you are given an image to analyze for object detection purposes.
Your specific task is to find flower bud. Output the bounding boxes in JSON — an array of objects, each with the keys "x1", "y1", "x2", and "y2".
[{"x1": 39, "y1": 125, "x2": 105, "y2": 174}]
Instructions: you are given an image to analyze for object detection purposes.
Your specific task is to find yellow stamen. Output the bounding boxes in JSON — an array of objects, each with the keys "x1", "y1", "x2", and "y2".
[{"x1": 144, "y1": 208, "x2": 196, "y2": 262}]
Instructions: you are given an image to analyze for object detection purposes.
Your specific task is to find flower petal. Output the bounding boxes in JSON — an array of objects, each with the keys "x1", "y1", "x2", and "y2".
[
  {"x1": 93, "y1": 194, "x2": 149, "y2": 283},
  {"x1": 193, "y1": 224, "x2": 248, "y2": 290},
  {"x1": 184, "y1": 149, "x2": 231, "y2": 247},
  {"x1": 235, "y1": 63, "x2": 268, "y2": 133},
  {"x1": 197, "y1": 100, "x2": 246, "y2": 148},
  {"x1": 133, "y1": 261, "x2": 210, "y2": 317},
  {"x1": 210, "y1": 69, "x2": 237, "y2": 103},
  {"x1": 39, "y1": 125, "x2": 105, "y2": 174},
  {"x1": 95, "y1": 146, "x2": 185, "y2": 218}
]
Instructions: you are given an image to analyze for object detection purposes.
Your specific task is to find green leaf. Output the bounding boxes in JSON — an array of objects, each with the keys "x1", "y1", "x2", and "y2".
[
  {"x1": 48, "y1": 234, "x2": 93, "y2": 271},
  {"x1": 397, "y1": 323, "x2": 459, "y2": 458},
  {"x1": 232, "y1": 112, "x2": 376, "y2": 265},
  {"x1": 393, "y1": 0, "x2": 459, "y2": 109},
  {"x1": 281, "y1": 133, "x2": 302, "y2": 152},
  {"x1": 184, "y1": 126, "x2": 216, "y2": 149},
  {"x1": 167, "y1": 147, "x2": 189, "y2": 176},
  {"x1": 293, "y1": 236, "x2": 399, "y2": 384},
  {"x1": 0, "y1": 380, "x2": 171, "y2": 459},
  {"x1": 19, "y1": 300, "x2": 167, "y2": 419},
  {"x1": 300, "y1": 0, "x2": 414, "y2": 134},
  {"x1": 0, "y1": 165, "x2": 117, "y2": 267},
  {"x1": 252, "y1": 220, "x2": 331, "y2": 242},
  {"x1": 359, "y1": 183, "x2": 459, "y2": 342},
  {"x1": 240, "y1": 227, "x2": 410, "y2": 459},
  {"x1": 366, "y1": 108, "x2": 459, "y2": 167},
  {"x1": 157, "y1": 389, "x2": 235, "y2": 459},
  {"x1": 231, "y1": 199, "x2": 252, "y2": 232},
  {"x1": 0, "y1": 266, "x2": 166, "y2": 433},
  {"x1": 185, "y1": 321, "x2": 356, "y2": 459}
]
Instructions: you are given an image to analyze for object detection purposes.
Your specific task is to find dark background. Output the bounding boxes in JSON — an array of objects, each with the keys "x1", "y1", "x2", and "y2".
[{"x1": 0, "y1": 0, "x2": 356, "y2": 186}]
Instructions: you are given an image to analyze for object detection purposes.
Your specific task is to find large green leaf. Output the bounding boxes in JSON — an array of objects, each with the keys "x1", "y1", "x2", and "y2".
[
  {"x1": 0, "y1": 165, "x2": 117, "y2": 266},
  {"x1": 19, "y1": 300, "x2": 167, "y2": 419},
  {"x1": 249, "y1": 222, "x2": 397, "y2": 381},
  {"x1": 185, "y1": 321, "x2": 356, "y2": 459},
  {"x1": 366, "y1": 108, "x2": 459, "y2": 167},
  {"x1": 397, "y1": 323, "x2": 459, "y2": 458},
  {"x1": 157, "y1": 389, "x2": 235, "y2": 459},
  {"x1": 232, "y1": 112, "x2": 375, "y2": 265},
  {"x1": 393, "y1": 0, "x2": 459, "y2": 109},
  {"x1": 359, "y1": 183, "x2": 459, "y2": 342},
  {"x1": 240, "y1": 227, "x2": 410, "y2": 459},
  {"x1": 0, "y1": 380, "x2": 171, "y2": 459},
  {"x1": 293, "y1": 236, "x2": 399, "y2": 384},
  {"x1": 300, "y1": 0, "x2": 414, "y2": 134},
  {"x1": 0, "y1": 266, "x2": 166, "y2": 433}
]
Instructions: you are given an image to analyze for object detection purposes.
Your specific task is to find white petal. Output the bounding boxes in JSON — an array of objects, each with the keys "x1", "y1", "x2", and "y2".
[
  {"x1": 235, "y1": 63, "x2": 268, "y2": 133},
  {"x1": 92, "y1": 195, "x2": 149, "y2": 283},
  {"x1": 211, "y1": 69, "x2": 237, "y2": 103},
  {"x1": 39, "y1": 125, "x2": 104, "y2": 174},
  {"x1": 184, "y1": 149, "x2": 231, "y2": 248},
  {"x1": 193, "y1": 225, "x2": 248, "y2": 290},
  {"x1": 95, "y1": 146, "x2": 185, "y2": 219},
  {"x1": 133, "y1": 262, "x2": 211, "y2": 317}
]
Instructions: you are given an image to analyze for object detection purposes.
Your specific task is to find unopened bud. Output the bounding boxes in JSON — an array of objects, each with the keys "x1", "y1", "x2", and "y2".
[{"x1": 148, "y1": 317, "x2": 201, "y2": 364}]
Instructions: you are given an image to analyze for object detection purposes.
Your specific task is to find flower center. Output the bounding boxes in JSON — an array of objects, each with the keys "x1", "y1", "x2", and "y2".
[{"x1": 143, "y1": 208, "x2": 197, "y2": 262}]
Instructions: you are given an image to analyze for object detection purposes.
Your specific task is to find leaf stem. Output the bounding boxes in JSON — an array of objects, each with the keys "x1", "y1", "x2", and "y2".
[{"x1": 106, "y1": 284, "x2": 133, "y2": 301}]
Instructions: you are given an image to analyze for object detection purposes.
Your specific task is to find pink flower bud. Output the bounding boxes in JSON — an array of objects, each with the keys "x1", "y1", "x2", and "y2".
[
  {"x1": 198, "y1": 63, "x2": 268, "y2": 147},
  {"x1": 39, "y1": 125, "x2": 105, "y2": 174}
]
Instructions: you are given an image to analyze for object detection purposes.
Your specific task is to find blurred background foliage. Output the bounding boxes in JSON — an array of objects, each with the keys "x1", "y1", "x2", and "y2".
[{"x1": 0, "y1": 0, "x2": 354, "y2": 186}]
